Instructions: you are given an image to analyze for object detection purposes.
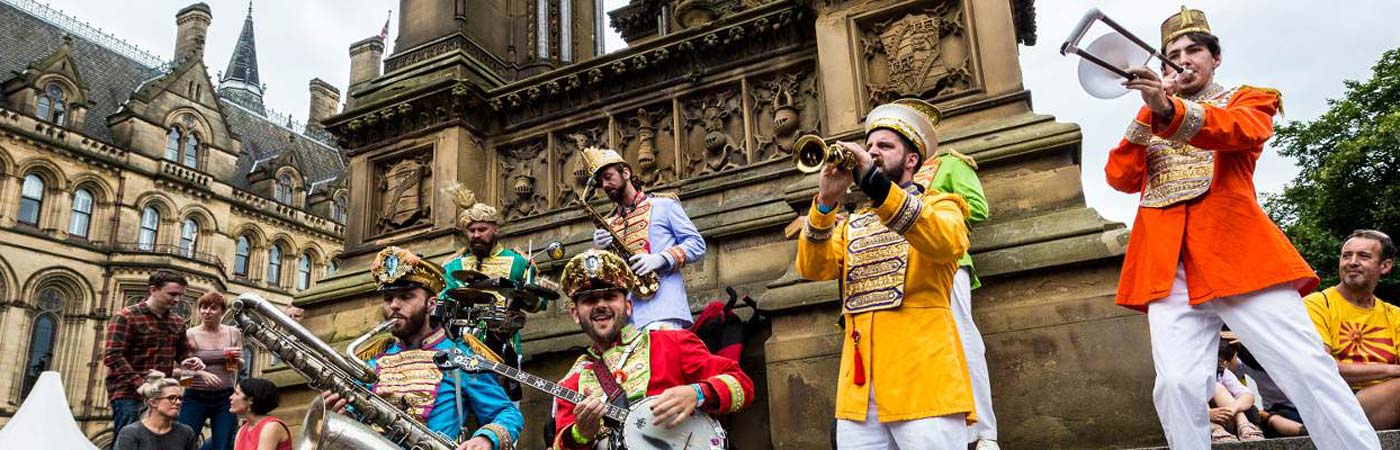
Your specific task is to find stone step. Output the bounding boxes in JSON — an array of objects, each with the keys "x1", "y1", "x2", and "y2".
[{"x1": 1130, "y1": 430, "x2": 1400, "y2": 449}]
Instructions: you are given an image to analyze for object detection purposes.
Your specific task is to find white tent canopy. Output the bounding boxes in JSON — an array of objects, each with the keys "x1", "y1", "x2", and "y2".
[{"x1": 0, "y1": 371, "x2": 100, "y2": 449}]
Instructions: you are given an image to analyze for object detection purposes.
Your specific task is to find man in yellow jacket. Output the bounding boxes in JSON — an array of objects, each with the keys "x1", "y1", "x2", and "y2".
[{"x1": 796, "y1": 98, "x2": 975, "y2": 449}]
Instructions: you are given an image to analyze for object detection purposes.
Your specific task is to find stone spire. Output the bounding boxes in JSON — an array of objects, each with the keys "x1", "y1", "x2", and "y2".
[{"x1": 217, "y1": 1, "x2": 264, "y2": 114}]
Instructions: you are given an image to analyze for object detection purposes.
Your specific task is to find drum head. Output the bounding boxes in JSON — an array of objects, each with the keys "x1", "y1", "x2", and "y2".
[
  {"x1": 450, "y1": 269, "x2": 490, "y2": 285},
  {"x1": 620, "y1": 397, "x2": 727, "y2": 450}
]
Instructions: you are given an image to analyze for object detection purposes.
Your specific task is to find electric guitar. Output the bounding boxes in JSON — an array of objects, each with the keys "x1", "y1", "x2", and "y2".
[{"x1": 434, "y1": 347, "x2": 727, "y2": 450}]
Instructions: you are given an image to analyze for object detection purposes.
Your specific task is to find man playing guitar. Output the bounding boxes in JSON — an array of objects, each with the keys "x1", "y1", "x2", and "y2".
[{"x1": 553, "y1": 249, "x2": 752, "y2": 449}]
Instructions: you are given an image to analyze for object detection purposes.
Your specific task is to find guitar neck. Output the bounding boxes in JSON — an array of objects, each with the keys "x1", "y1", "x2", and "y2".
[{"x1": 450, "y1": 353, "x2": 630, "y2": 422}]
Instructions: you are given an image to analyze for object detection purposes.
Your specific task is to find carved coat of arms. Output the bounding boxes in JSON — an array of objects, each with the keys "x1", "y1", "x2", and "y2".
[
  {"x1": 380, "y1": 159, "x2": 424, "y2": 228},
  {"x1": 879, "y1": 13, "x2": 945, "y2": 97}
]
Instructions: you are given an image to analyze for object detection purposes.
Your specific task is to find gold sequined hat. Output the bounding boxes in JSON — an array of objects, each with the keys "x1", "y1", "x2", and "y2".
[
  {"x1": 580, "y1": 146, "x2": 628, "y2": 182},
  {"x1": 370, "y1": 246, "x2": 447, "y2": 294},
  {"x1": 864, "y1": 98, "x2": 943, "y2": 157},
  {"x1": 560, "y1": 249, "x2": 637, "y2": 300},
  {"x1": 442, "y1": 182, "x2": 499, "y2": 228},
  {"x1": 1161, "y1": 6, "x2": 1211, "y2": 49}
]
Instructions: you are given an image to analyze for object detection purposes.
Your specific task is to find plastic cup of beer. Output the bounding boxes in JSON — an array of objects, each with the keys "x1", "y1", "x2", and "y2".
[
  {"x1": 178, "y1": 372, "x2": 194, "y2": 387},
  {"x1": 224, "y1": 347, "x2": 241, "y2": 373}
]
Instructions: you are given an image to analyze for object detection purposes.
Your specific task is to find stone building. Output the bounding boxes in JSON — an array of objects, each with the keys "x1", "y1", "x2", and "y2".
[{"x1": 0, "y1": 1, "x2": 346, "y2": 444}]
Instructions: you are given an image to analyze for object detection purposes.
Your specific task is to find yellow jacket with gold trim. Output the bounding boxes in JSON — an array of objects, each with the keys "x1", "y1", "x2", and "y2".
[{"x1": 796, "y1": 182, "x2": 976, "y2": 423}]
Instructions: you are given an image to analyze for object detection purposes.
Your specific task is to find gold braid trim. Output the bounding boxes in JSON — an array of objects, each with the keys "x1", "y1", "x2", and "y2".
[
  {"x1": 1241, "y1": 84, "x2": 1284, "y2": 116},
  {"x1": 353, "y1": 335, "x2": 394, "y2": 361},
  {"x1": 461, "y1": 334, "x2": 504, "y2": 363},
  {"x1": 478, "y1": 423, "x2": 512, "y2": 450}
]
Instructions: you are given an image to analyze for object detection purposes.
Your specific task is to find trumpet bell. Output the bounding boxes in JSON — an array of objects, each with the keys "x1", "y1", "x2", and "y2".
[
  {"x1": 794, "y1": 134, "x2": 828, "y2": 174},
  {"x1": 1077, "y1": 31, "x2": 1149, "y2": 99}
]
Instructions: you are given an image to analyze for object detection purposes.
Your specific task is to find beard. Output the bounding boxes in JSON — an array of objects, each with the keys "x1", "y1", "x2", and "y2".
[
  {"x1": 469, "y1": 238, "x2": 494, "y2": 256},
  {"x1": 390, "y1": 310, "x2": 428, "y2": 339},
  {"x1": 580, "y1": 304, "x2": 628, "y2": 345},
  {"x1": 605, "y1": 184, "x2": 626, "y2": 203}
]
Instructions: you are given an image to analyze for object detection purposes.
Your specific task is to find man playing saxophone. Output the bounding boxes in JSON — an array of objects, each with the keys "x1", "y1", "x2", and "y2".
[
  {"x1": 583, "y1": 147, "x2": 706, "y2": 330},
  {"x1": 322, "y1": 246, "x2": 524, "y2": 450}
]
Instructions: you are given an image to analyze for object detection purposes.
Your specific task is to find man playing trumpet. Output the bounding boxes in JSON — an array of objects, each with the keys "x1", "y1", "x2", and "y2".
[
  {"x1": 1106, "y1": 7, "x2": 1378, "y2": 449},
  {"x1": 796, "y1": 98, "x2": 977, "y2": 449}
]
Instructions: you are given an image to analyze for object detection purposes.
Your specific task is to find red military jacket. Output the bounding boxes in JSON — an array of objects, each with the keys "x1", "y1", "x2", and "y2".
[
  {"x1": 1105, "y1": 83, "x2": 1318, "y2": 310},
  {"x1": 553, "y1": 327, "x2": 753, "y2": 449}
]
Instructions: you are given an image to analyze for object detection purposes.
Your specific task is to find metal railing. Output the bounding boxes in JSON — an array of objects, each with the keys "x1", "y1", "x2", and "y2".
[
  {"x1": 111, "y1": 241, "x2": 227, "y2": 273},
  {"x1": 2, "y1": 0, "x2": 168, "y2": 69}
]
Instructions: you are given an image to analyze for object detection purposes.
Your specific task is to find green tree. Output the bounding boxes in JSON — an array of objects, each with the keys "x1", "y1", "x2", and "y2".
[{"x1": 1265, "y1": 47, "x2": 1400, "y2": 300}]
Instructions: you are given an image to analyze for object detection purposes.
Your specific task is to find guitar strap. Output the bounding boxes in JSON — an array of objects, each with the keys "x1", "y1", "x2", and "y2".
[{"x1": 588, "y1": 355, "x2": 631, "y2": 409}]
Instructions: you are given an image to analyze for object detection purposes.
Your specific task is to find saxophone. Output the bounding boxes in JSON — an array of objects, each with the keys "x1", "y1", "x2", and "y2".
[
  {"x1": 231, "y1": 293, "x2": 455, "y2": 450},
  {"x1": 578, "y1": 182, "x2": 660, "y2": 299}
]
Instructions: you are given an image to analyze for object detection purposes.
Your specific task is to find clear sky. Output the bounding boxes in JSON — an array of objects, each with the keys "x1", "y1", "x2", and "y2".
[{"x1": 23, "y1": 0, "x2": 1400, "y2": 224}]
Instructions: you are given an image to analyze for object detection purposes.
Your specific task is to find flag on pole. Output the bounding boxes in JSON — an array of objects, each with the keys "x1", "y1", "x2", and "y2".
[{"x1": 378, "y1": 10, "x2": 391, "y2": 41}]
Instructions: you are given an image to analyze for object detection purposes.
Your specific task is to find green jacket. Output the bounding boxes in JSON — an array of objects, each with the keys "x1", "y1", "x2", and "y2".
[{"x1": 926, "y1": 153, "x2": 988, "y2": 288}]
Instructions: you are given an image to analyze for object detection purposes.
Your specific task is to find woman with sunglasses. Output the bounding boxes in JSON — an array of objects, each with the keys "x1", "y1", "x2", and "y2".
[
  {"x1": 230, "y1": 378, "x2": 290, "y2": 450},
  {"x1": 114, "y1": 372, "x2": 198, "y2": 450}
]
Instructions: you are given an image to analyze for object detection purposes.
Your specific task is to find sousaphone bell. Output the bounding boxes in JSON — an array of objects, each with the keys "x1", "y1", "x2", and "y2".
[
  {"x1": 793, "y1": 134, "x2": 856, "y2": 174},
  {"x1": 1059, "y1": 8, "x2": 1191, "y2": 99}
]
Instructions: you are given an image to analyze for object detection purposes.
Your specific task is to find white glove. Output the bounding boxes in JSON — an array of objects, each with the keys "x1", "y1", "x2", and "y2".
[
  {"x1": 593, "y1": 229, "x2": 614, "y2": 249},
  {"x1": 629, "y1": 253, "x2": 669, "y2": 276}
]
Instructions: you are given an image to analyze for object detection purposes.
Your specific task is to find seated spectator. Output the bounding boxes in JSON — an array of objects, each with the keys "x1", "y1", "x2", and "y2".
[
  {"x1": 1305, "y1": 229, "x2": 1400, "y2": 430},
  {"x1": 115, "y1": 372, "x2": 198, "y2": 450},
  {"x1": 1231, "y1": 334, "x2": 1306, "y2": 437},
  {"x1": 230, "y1": 378, "x2": 290, "y2": 450},
  {"x1": 1210, "y1": 339, "x2": 1265, "y2": 442}
]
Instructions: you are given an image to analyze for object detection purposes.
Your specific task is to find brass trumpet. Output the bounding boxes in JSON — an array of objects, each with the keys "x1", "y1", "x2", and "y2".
[{"x1": 793, "y1": 134, "x2": 856, "y2": 174}]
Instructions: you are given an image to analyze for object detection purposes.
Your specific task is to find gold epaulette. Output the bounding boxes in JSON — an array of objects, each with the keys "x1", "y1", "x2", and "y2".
[
  {"x1": 460, "y1": 334, "x2": 505, "y2": 363},
  {"x1": 1240, "y1": 85, "x2": 1284, "y2": 116},
  {"x1": 353, "y1": 335, "x2": 395, "y2": 362},
  {"x1": 650, "y1": 191, "x2": 680, "y2": 201}
]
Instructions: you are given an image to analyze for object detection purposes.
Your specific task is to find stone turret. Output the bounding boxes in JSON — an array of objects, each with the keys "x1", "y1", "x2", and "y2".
[
  {"x1": 306, "y1": 78, "x2": 340, "y2": 134},
  {"x1": 173, "y1": 3, "x2": 211, "y2": 63}
]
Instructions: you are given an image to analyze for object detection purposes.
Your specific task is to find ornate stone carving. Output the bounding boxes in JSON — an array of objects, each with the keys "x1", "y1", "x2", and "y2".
[
  {"x1": 674, "y1": 0, "x2": 743, "y2": 30},
  {"x1": 682, "y1": 88, "x2": 746, "y2": 177},
  {"x1": 859, "y1": 3, "x2": 974, "y2": 107},
  {"x1": 554, "y1": 124, "x2": 608, "y2": 208},
  {"x1": 616, "y1": 106, "x2": 676, "y2": 189},
  {"x1": 750, "y1": 69, "x2": 820, "y2": 162},
  {"x1": 500, "y1": 140, "x2": 549, "y2": 220},
  {"x1": 374, "y1": 153, "x2": 432, "y2": 233}
]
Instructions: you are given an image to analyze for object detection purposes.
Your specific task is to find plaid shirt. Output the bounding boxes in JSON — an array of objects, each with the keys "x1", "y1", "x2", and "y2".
[{"x1": 103, "y1": 302, "x2": 189, "y2": 400}]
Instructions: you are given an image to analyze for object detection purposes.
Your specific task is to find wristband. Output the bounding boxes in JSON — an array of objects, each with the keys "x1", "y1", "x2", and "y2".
[
  {"x1": 816, "y1": 203, "x2": 836, "y2": 214},
  {"x1": 692, "y1": 384, "x2": 705, "y2": 408},
  {"x1": 571, "y1": 424, "x2": 594, "y2": 445}
]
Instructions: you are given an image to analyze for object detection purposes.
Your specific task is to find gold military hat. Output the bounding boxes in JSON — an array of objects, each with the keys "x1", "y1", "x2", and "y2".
[
  {"x1": 442, "y1": 182, "x2": 499, "y2": 228},
  {"x1": 560, "y1": 249, "x2": 637, "y2": 300},
  {"x1": 370, "y1": 246, "x2": 447, "y2": 294},
  {"x1": 579, "y1": 146, "x2": 628, "y2": 182},
  {"x1": 864, "y1": 98, "x2": 943, "y2": 157},
  {"x1": 1161, "y1": 6, "x2": 1211, "y2": 49}
]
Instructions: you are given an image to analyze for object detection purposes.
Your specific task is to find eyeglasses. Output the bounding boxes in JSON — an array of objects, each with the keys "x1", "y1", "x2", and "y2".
[{"x1": 156, "y1": 394, "x2": 183, "y2": 403}]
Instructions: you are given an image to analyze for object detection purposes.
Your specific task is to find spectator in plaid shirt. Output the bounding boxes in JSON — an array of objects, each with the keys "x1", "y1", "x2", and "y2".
[{"x1": 103, "y1": 270, "x2": 205, "y2": 445}]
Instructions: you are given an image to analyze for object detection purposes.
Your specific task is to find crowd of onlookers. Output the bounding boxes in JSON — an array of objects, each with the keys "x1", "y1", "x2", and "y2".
[
  {"x1": 103, "y1": 270, "x2": 299, "y2": 450},
  {"x1": 1208, "y1": 230, "x2": 1397, "y2": 443}
]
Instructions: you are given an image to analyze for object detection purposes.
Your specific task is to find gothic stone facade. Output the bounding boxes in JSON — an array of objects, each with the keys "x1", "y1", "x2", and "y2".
[
  {"x1": 0, "y1": 2, "x2": 346, "y2": 445},
  {"x1": 293, "y1": 0, "x2": 1163, "y2": 448}
]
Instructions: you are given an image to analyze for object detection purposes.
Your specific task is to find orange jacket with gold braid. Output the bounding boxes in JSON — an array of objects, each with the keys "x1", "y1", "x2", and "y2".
[{"x1": 1105, "y1": 84, "x2": 1318, "y2": 310}]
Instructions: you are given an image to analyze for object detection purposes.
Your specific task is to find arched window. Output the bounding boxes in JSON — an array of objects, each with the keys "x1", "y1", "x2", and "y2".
[
  {"x1": 165, "y1": 128, "x2": 182, "y2": 161},
  {"x1": 68, "y1": 189, "x2": 93, "y2": 238},
  {"x1": 20, "y1": 287, "x2": 63, "y2": 400},
  {"x1": 183, "y1": 134, "x2": 200, "y2": 168},
  {"x1": 274, "y1": 173, "x2": 293, "y2": 205},
  {"x1": 18, "y1": 174, "x2": 44, "y2": 226},
  {"x1": 179, "y1": 218, "x2": 199, "y2": 257},
  {"x1": 138, "y1": 207, "x2": 160, "y2": 251},
  {"x1": 331, "y1": 193, "x2": 347, "y2": 224},
  {"x1": 267, "y1": 244, "x2": 283, "y2": 286},
  {"x1": 36, "y1": 83, "x2": 66, "y2": 125},
  {"x1": 234, "y1": 236, "x2": 251, "y2": 277},
  {"x1": 296, "y1": 253, "x2": 312, "y2": 290}
]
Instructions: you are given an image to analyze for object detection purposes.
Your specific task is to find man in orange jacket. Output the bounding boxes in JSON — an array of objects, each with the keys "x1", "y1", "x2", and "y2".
[{"x1": 1106, "y1": 7, "x2": 1378, "y2": 450}]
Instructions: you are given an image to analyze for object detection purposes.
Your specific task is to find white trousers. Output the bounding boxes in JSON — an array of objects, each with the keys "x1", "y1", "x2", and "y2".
[
  {"x1": 949, "y1": 268, "x2": 997, "y2": 442},
  {"x1": 837, "y1": 388, "x2": 967, "y2": 450},
  {"x1": 1148, "y1": 265, "x2": 1378, "y2": 450}
]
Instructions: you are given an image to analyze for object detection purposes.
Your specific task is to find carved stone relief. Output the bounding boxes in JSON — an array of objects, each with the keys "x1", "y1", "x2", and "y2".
[
  {"x1": 374, "y1": 152, "x2": 432, "y2": 234},
  {"x1": 681, "y1": 88, "x2": 747, "y2": 177},
  {"x1": 615, "y1": 106, "x2": 676, "y2": 189},
  {"x1": 499, "y1": 139, "x2": 549, "y2": 220},
  {"x1": 859, "y1": 2, "x2": 974, "y2": 108},
  {"x1": 554, "y1": 123, "x2": 608, "y2": 209},
  {"x1": 750, "y1": 68, "x2": 820, "y2": 162}
]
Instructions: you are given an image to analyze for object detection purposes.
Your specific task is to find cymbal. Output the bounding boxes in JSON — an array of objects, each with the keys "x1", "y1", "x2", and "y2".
[
  {"x1": 450, "y1": 270, "x2": 491, "y2": 285},
  {"x1": 443, "y1": 287, "x2": 497, "y2": 305},
  {"x1": 520, "y1": 283, "x2": 560, "y2": 301}
]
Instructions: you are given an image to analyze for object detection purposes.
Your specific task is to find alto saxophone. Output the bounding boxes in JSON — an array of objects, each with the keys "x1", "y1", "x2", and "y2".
[
  {"x1": 578, "y1": 183, "x2": 660, "y2": 299},
  {"x1": 231, "y1": 293, "x2": 455, "y2": 450}
]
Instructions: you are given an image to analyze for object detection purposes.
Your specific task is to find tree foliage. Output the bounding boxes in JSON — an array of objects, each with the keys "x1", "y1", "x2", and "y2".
[{"x1": 1265, "y1": 47, "x2": 1400, "y2": 300}]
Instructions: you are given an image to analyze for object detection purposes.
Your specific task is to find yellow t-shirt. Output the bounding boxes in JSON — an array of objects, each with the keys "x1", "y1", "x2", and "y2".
[{"x1": 1304, "y1": 287, "x2": 1400, "y2": 390}]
